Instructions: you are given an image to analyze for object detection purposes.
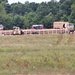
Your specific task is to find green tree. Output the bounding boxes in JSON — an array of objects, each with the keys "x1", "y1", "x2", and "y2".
[
  {"x1": 0, "y1": 0, "x2": 75, "y2": 29},
  {"x1": 69, "y1": 3, "x2": 75, "y2": 24},
  {"x1": 13, "y1": 15, "x2": 24, "y2": 28},
  {"x1": 0, "y1": 0, "x2": 8, "y2": 3},
  {"x1": 11, "y1": 2, "x2": 32, "y2": 15},
  {"x1": 29, "y1": 2, "x2": 38, "y2": 11},
  {"x1": 41, "y1": 13, "x2": 54, "y2": 28},
  {"x1": 5, "y1": 4, "x2": 11, "y2": 13},
  {"x1": 24, "y1": 12, "x2": 39, "y2": 29},
  {"x1": 2, "y1": 15, "x2": 13, "y2": 29},
  {"x1": 59, "y1": 0, "x2": 65, "y2": 3},
  {"x1": 36, "y1": 2, "x2": 49, "y2": 17},
  {"x1": 0, "y1": 2, "x2": 6, "y2": 24}
]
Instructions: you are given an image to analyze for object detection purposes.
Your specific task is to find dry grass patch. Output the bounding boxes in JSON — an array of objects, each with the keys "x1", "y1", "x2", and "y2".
[{"x1": 0, "y1": 34, "x2": 75, "y2": 74}]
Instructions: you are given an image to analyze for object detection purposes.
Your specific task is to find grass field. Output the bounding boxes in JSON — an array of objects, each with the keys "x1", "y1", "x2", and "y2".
[{"x1": 0, "y1": 34, "x2": 75, "y2": 75}]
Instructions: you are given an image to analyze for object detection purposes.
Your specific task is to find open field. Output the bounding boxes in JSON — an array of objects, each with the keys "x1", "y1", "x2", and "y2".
[{"x1": 0, "y1": 34, "x2": 75, "y2": 75}]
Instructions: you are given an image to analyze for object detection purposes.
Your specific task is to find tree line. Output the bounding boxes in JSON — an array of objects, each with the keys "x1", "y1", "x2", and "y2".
[{"x1": 0, "y1": 0, "x2": 75, "y2": 29}]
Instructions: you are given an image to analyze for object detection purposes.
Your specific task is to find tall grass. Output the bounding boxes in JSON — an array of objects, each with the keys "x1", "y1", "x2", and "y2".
[{"x1": 0, "y1": 34, "x2": 75, "y2": 74}]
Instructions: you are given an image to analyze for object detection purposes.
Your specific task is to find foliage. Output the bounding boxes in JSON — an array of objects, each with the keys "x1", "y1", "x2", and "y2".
[{"x1": 0, "y1": 0, "x2": 75, "y2": 29}]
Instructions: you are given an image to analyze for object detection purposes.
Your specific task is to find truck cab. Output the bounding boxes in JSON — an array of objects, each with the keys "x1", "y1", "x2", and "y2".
[{"x1": 66, "y1": 23, "x2": 74, "y2": 33}]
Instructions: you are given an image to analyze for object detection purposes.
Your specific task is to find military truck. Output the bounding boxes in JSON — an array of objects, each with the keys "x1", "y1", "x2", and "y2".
[
  {"x1": 53, "y1": 22, "x2": 74, "y2": 33},
  {"x1": 12, "y1": 26, "x2": 24, "y2": 35}
]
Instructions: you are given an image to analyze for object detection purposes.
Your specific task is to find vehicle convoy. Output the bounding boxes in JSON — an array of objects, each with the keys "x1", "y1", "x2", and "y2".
[
  {"x1": 31, "y1": 25, "x2": 44, "y2": 34},
  {"x1": 0, "y1": 22, "x2": 74, "y2": 35},
  {"x1": 12, "y1": 26, "x2": 23, "y2": 35},
  {"x1": 53, "y1": 22, "x2": 74, "y2": 33}
]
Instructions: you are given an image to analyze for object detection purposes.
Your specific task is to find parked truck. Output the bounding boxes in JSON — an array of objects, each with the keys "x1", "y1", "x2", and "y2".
[
  {"x1": 32, "y1": 25, "x2": 44, "y2": 29},
  {"x1": 12, "y1": 26, "x2": 24, "y2": 35},
  {"x1": 53, "y1": 22, "x2": 74, "y2": 33}
]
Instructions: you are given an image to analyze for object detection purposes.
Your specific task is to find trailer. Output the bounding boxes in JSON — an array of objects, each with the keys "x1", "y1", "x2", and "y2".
[{"x1": 53, "y1": 22, "x2": 74, "y2": 33}]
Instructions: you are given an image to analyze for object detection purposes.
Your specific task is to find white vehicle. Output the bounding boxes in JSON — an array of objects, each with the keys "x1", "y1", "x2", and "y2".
[
  {"x1": 32, "y1": 25, "x2": 44, "y2": 29},
  {"x1": 0, "y1": 24, "x2": 4, "y2": 30}
]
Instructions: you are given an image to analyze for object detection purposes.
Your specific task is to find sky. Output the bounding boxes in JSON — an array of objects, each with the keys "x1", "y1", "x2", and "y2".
[{"x1": 8, "y1": 0, "x2": 59, "y2": 4}]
